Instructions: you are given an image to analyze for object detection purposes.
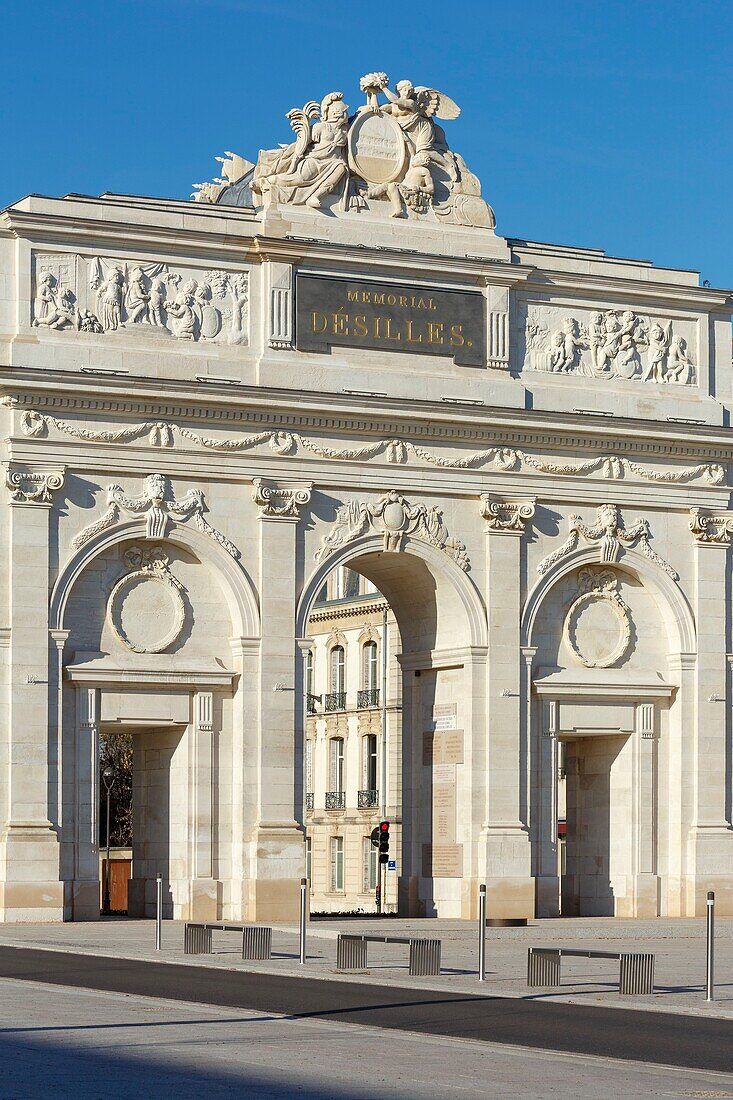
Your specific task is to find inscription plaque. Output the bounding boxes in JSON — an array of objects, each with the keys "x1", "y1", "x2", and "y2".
[
  {"x1": 296, "y1": 274, "x2": 485, "y2": 367},
  {"x1": 422, "y1": 844, "x2": 464, "y2": 878}
]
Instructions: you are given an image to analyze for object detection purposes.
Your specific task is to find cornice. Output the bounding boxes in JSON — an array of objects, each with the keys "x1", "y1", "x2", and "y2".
[
  {"x1": 2, "y1": 369, "x2": 733, "y2": 464},
  {"x1": 520, "y1": 267, "x2": 732, "y2": 311}
]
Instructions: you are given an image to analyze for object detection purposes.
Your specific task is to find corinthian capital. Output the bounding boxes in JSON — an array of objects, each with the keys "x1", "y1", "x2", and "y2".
[
  {"x1": 480, "y1": 494, "x2": 535, "y2": 534},
  {"x1": 5, "y1": 463, "x2": 65, "y2": 504},
  {"x1": 253, "y1": 478, "x2": 312, "y2": 519}
]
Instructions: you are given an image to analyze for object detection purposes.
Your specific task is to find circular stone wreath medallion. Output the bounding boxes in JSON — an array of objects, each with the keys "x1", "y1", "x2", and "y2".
[
  {"x1": 563, "y1": 590, "x2": 631, "y2": 669},
  {"x1": 108, "y1": 568, "x2": 185, "y2": 654}
]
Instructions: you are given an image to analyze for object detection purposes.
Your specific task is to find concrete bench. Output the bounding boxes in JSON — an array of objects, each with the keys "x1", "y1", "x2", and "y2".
[
  {"x1": 336, "y1": 933, "x2": 441, "y2": 976},
  {"x1": 527, "y1": 947, "x2": 655, "y2": 995},
  {"x1": 184, "y1": 922, "x2": 272, "y2": 960}
]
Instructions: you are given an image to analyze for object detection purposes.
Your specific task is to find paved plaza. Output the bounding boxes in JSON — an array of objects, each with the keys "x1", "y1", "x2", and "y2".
[{"x1": 0, "y1": 916, "x2": 730, "y2": 1018}]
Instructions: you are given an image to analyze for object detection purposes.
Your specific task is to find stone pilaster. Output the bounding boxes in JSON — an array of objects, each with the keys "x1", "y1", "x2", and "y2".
[
  {"x1": 536, "y1": 696, "x2": 560, "y2": 917},
  {"x1": 632, "y1": 701, "x2": 659, "y2": 917},
  {"x1": 184, "y1": 690, "x2": 218, "y2": 920},
  {"x1": 0, "y1": 464, "x2": 65, "y2": 921},
  {"x1": 70, "y1": 683, "x2": 101, "y2": 920},
  {"x1": 687, "y1": 511, "x2": 733, "y2": 915},
  {"x1": 249, "y1": 478, "x2": 312, "y2": 920},
  {"x1": 481, "y1": 495, "x2": 536, "y2": 918}
]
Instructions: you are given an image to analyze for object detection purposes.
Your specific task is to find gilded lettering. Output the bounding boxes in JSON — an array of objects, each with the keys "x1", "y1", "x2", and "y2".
[
  {"x1": 332, "y1": 308, "x2": 348, "y2": 336},
  {"x1": 311, "y1": 311, "x2": 328, "y2": 334},
  {"x1": 387, "y1": 294, "x2": 396, "y2": 306},
  {"x1": 449, "y1": 323, "x2": 465, "y2": 347},
  {"x1": 373, "y1": 293, "x2": 385, "y2": 305},
  {"x1": 406, "y1": 319, "x2": 423, "y2": 344},
  {"x1": 427, "y1": 321, "x2": 445, "y2": 345},
  {"x1": 384, "y1": 317, "x2": 402, "y2": 341},
  {"x1": 399, "y1": 295, "x2": 408, "y2": 307},
  {"x1": 353, "y1": 314, "x2": 368, "y2": 337},
  {"x1": 416, "y1": 297, "x2": 427, "y2": 310},
  {"x1": 429, "y1": 298, "x2": 437, "y2": 311},
  {"x1": 347, "y1": 290, "x2": 358, "y2": 303}
]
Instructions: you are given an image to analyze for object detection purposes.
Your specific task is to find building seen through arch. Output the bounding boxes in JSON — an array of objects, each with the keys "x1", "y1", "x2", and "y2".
[{"x1": 1, "y1": 70, "x2": 732, "y2": 923}]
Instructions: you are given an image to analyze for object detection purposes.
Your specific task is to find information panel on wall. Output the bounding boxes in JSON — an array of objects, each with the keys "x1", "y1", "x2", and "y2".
[{"x1": 295, "y1": 274, "x2": 486, "y2": 367}]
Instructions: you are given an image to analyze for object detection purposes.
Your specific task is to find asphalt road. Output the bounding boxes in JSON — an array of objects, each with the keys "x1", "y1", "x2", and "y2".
[{"x1": 0, "y1": 945, "x2": 730, "y2": 1073}]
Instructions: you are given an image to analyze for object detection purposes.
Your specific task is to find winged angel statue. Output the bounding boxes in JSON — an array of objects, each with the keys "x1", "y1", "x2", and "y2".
[{"x1": 248, "y1": 73, "x2": 495, "y2": 229}]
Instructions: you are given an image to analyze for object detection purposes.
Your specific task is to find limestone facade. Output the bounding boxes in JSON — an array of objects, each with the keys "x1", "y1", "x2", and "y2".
[
  {"x1": 1, "y1": 73, "x2": 733, "y2": 923},
  {"x1": 305, "y1": 566, "x2": 400, "y2": 914}
]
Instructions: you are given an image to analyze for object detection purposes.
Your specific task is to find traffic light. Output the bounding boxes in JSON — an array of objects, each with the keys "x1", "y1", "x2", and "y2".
[
  {"x1": 378, "y1": 820, "x2": 390, "y2": 864},
  {"x1": 370, "y1": 826, "x2": 380, "y2": 849}
]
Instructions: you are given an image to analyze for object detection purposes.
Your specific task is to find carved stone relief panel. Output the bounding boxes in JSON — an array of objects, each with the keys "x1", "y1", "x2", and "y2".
[
  {"x1": 562, "y1": 568, "x2": 632, "y2": 669},
  {"x1": 520, "y1": 303, "x2": 697, "y2": 386},
  {"x1": 31, "y1": 252, "x2": 249, "y2": 346},
  {"x1": 107, "y1": 546, "x2": 186, "y2": 654}
]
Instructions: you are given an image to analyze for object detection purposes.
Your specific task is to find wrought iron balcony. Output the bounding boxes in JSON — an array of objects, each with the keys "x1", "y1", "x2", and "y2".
[
  {"x1": 306, "y1": 693, "x2": 320, "y2": 715},
  {"x1": 305, "y1": 793, "x2": 314, "y2": 811},
  {"x1": 358, "y1": 789, "x2": 379, "y2": 809},
  {"x1": 325, "y1": 790, "x2": 346, "y2": 810},
  {"x1": 357, "y1": 688, "x2": 380, "y2": 710},
  {"x1": 324, "y1": 691, "x2": 347, "y2": 712}
]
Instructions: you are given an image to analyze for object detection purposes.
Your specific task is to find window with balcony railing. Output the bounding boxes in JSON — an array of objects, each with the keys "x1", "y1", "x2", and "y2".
[
  {"x1": 357, "y1": 688, "x2": 380, "y2": 709},
  {"x1": 306, "y1": 693, "x2": 319, "y2": 715},
  {"x1": 325, "y1": 791, "x2": 346, "y2": 810},
  {"x1": 324, "y1": 691, "x2": 347, "y2": 711},
  {"x1": 358, "y1": 789, "x2": 379, "y2": 809}
]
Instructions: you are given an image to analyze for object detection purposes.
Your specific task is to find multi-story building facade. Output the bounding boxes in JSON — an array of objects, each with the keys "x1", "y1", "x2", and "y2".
[
  {"x1": 1, "y1": 72, "x2": 733, "y2": 924},
  {"x1": 304, "y1": 565, "x2": 400, "y2": 913}
]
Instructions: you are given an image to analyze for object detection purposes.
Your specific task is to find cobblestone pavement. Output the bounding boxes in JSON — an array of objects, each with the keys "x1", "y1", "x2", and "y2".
[
  {"x1": 0, "y1": 916, "x2": 730, "y2": 1018},
  {"x1": 1, "y1": 978, "x2": 732, "y2": 1099}
]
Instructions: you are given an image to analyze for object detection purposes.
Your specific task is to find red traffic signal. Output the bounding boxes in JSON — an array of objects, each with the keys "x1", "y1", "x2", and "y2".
[{"x1": 379, "y1": 820, "x2": 390, "y2": 854}]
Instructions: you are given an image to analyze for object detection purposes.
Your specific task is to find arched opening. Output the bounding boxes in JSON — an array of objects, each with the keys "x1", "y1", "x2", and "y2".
[
  {"x1": 523, "y1": 548, "x2": 692, "y2": 919},
  {"x1": 53, "y1": 525, "x2": 251, "y2": 921},
  {"x1": 298, "y1": 534, "x2": 487, "y2": 918}
]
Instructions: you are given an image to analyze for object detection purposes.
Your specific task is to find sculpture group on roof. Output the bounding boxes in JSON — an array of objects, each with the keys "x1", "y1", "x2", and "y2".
[{"x1": 193, "y1": 73, "x2": 496, "y2": 230}]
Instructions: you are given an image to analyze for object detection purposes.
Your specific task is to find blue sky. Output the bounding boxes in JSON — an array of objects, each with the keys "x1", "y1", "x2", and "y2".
[{"x1": 3, "y1": 0, "x2": 732, "y2": 286}]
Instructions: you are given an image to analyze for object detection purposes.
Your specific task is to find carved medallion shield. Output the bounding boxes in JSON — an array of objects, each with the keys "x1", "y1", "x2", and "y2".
[{"x1": 348, "y1": 112, "x2": 407, "y2": 185}]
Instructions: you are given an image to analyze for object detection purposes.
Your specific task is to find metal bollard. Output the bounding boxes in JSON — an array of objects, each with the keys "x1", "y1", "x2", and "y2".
[
  {"x1": 706, "y1": 890, "x2": 715, "y2": 1002},
  {"x1": 299, "y1": 877, "x2": 307, "y2": 964},
  {"x1": 478, "y1": 883, "x2": 486, "y2": 982},
  {"x1": 155, "y1": 873, "x2": 162, "y2": 951}
]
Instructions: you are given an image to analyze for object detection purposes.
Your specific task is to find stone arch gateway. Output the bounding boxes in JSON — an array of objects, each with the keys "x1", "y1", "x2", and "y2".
[{"x1": 1, "y1": 70, "x2": 733, "y2": 922}]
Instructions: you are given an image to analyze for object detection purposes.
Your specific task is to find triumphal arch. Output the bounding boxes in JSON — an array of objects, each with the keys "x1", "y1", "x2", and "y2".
[{"x1": 1, "y1": 72, "x2": 732, "y2": 923}]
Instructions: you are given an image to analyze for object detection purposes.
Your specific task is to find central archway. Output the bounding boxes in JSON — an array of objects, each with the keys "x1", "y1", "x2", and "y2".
[{"x1": 297, "y1": 533, "x2": 488, "y2": 918}]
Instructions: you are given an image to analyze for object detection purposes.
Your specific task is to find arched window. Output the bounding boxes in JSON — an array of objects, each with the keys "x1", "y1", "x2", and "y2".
[
  {"x1": 362, "y1": 641, "x2": 378, "y2": 692},
  {"x1": 330, "y1": 645, "x2": 345, "y2": 694}
]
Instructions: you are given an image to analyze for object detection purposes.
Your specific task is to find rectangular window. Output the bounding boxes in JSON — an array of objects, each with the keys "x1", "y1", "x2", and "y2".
[
  {"x1": 363, "y1": 641, "x2": 378, "y2": 692},
  {"x1": 305, "y1": 740, "x2": 313, "y2": 794},
  {"x1": 363, "y1": 733, "x2": 378, "y2": 792},
  {"x1": 330, "y1": 646, "x2": 345, "y2": 694},
  {"x1": 306, "y1": 837, "x2": 312, "y2": 889},
  {"x1": 363, "y1": 836, "x2": 377, "y2": 892},
  {"x1": 330, "y1": 836, "x2": 344, "y2": 891},
  {"x1": 329, "y1": 737, "x2": 345, "y2": 793}
]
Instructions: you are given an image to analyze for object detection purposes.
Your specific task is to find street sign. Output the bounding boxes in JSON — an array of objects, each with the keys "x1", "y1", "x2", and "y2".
[{"x1": 387, "y1": 860, "x2": 396, "y2": 871}]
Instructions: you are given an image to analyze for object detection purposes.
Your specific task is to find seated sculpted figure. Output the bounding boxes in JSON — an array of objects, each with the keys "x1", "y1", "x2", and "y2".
[{"x1": 252, "y1": 93, "x2": 349, "y2": 210}]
